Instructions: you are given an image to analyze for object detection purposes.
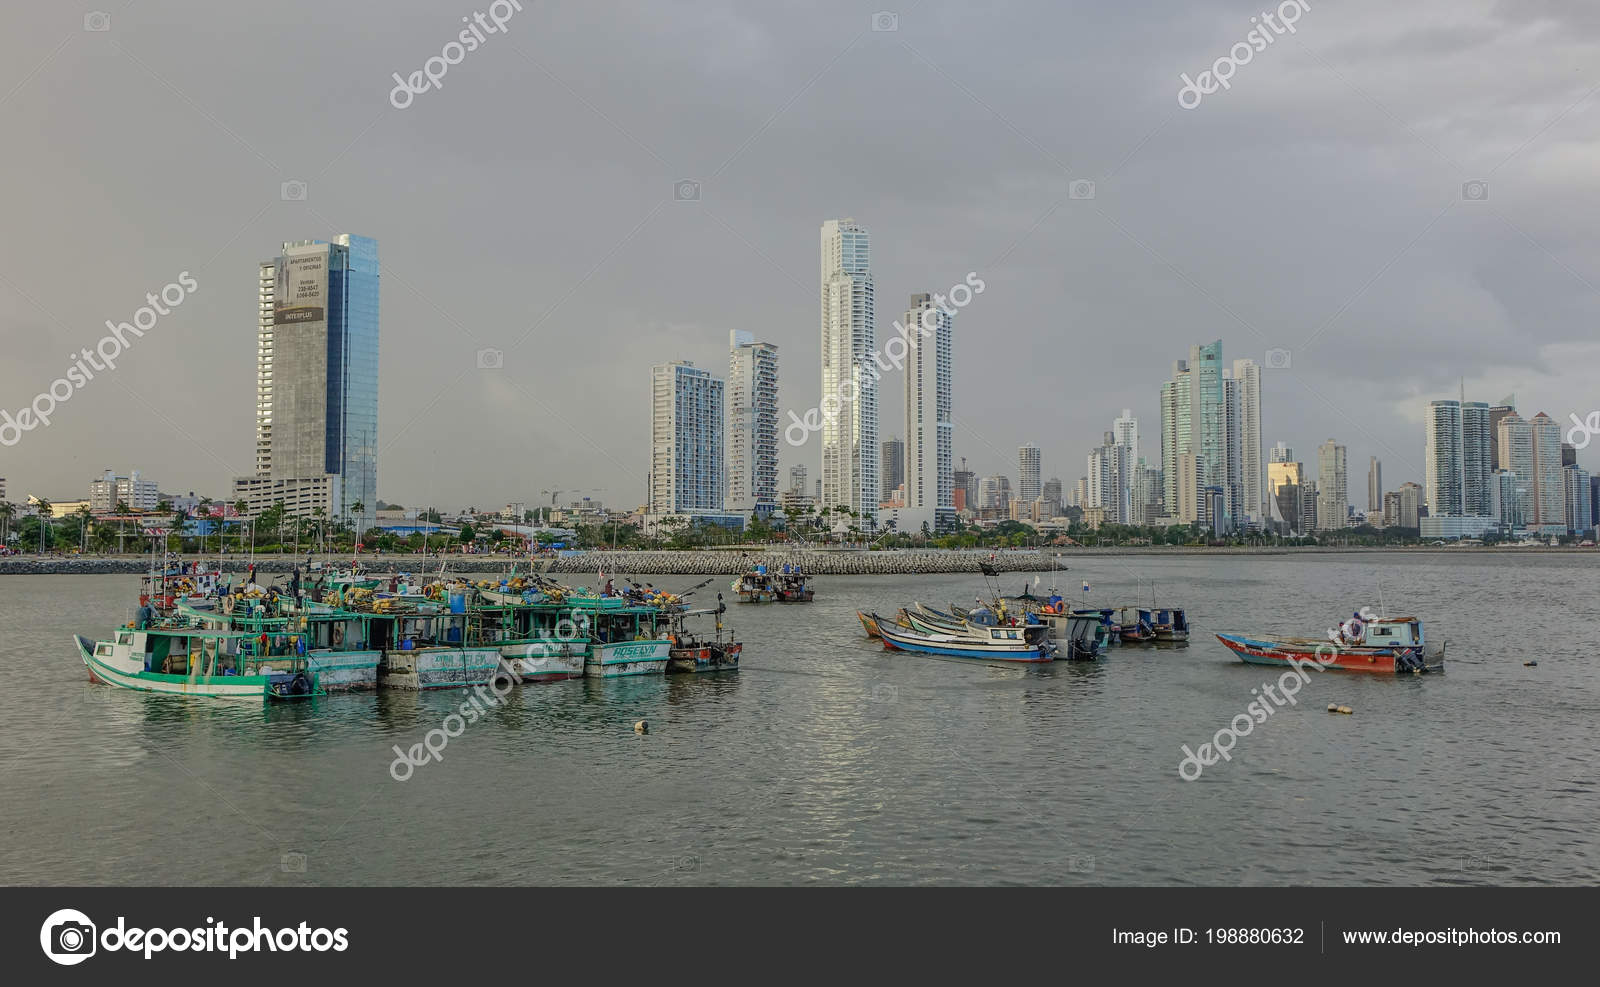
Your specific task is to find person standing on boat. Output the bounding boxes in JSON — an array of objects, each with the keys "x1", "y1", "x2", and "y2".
[{"x1": 289, "y1": 567, "x2": 302, "y2": 606}]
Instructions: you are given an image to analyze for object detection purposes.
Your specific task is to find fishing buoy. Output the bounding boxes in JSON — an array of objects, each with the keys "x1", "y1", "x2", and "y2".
[
  {"x1": 633, "y1": 720, "x2": 648, "y2": 734},
  {"x1": 1327, "y1": 704, "x2": 1338, "y2": 712},
  {"x1": 1338, "y1": 705, "x2": 1353, "y2": 715},
  {"x1": 1524, "y1": 660, "x2": 1537, "y2": 667}
]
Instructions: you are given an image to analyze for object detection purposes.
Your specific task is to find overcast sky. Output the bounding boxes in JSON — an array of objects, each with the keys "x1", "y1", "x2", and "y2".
[{"x1": 2, "y1": 0, "x2": 1597, "y2": 510}]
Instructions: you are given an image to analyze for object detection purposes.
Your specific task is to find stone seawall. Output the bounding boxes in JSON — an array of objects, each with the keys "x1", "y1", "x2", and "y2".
[
  {"x1": 0, "y1": 551, "x2": 1055, "y2": 577},
  {"x1": 0, "y1": 545, "x2": 1581, "y2": 576}
]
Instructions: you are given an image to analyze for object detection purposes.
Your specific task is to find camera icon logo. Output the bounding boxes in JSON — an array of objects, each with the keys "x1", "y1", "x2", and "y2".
[
  {"x1": 84, "y1": 12, "x2": 111, "y2": 31},
  {"x1": 1461, "y1": 180, "x2": 1489, "y2": 201},
  {"x1": 674, "y1": 180, "x2": 701, "y2": 202},
  {"x1": 281, "y1": 180, "x2": 308, "y2": 201},
  {"x1": 1069, "y1": 179, "x2": 1096, "y2": 200},
  {"x1": 872, "y1": 11, "x2": 899, "y2": 31},
  {"x1": 870, "y1": 682, "x2": 899, "y2": 704},
  {"x1": 673, "y1": 854, "x2": 701, "y2": 873},
  {"x1": 40, "y1": 908, "x2": 97, "y2": 966},
  {"x1": 281, "y1": 851, "x2": 308, "y2": 873},
  {"x1": 477, "y1": 348, "x2": 504, "y2": 370},
  {"x1": 1265, "y1": 347, "x2": 1292, "y2": 369}
]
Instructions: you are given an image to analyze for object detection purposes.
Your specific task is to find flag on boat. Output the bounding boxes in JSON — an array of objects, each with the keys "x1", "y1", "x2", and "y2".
[{"x1": 1082, "y1": 581, "x2": 1091, "y2": 593}]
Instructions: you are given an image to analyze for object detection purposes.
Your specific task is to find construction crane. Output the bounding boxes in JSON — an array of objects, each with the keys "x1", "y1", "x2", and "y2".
[{"x1": 538, "y1": 488, "x2": 598, "y2": 522}]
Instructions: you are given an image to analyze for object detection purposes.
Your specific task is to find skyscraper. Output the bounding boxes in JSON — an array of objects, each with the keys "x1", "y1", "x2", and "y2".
[
  {"x1": 1017, "y1": 443, "x2": 1042, "y2": 503},
  {"x1": 880, "y1": 437, "x2": 905, "y2": 501},
  {"x1": 1425, "y1": 398, "x2": 1492, "y2": 519},
  {"x1": 726, "y1": 331, "x2": 779, "y2": 517},
  {"x1": 1268, "y1": 457, "x2": 1304, "y2": 535},
  {"x1": 1112, "y1": 409, "x2": 1139, "y2": 462},
  {"x1": 1230, "y1": 359, "x2": 1261, "y2": 523},
  {"x1": 1316, "y1": 439, "x2": 1347, "y2": 531},
  {"x1": 1488, "y1": 399, "x2": 1516, "y2": 470},
  {"x1": 952, "y1": 457, "x2": 977, "y2": 515},
  {"x1": 1367, "y1": 456, "x2": 1383, "y2": 511},
  {"x1": 789, "y1": 465, "x2": 808, "y2": 495},
  {"x1": 649, "y1": 361, "x2": 724, "y2": 514},
  {"x1": 819, "y1": 219, "x2": 877, "y2": 526},
  {"x1": 1529, "y1": 412, "x2": 1565, "y2": 532},
  {"x1": 234, "y1": 234, "x2": 378, "y2": 528},
  {"x1": 1162, "y1": 341, "x2": 1228, "y2": 527},
  {"x1": 903, "y1": 294, "x2": 954, "y2": 530},
  {"x1": 1086, "y1": 431, "x2": 1131, "y2": 522}
]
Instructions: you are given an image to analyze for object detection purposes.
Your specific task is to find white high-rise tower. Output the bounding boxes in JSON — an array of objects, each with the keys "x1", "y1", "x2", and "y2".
[
  {"x1": 903, "y1": 293, "x2": 954, "y2": 531},
  {"x1": 1230, "y1": 359, "x2": 1262, "y2": 523},
  {"x1": 726, "y1": 331, "x2": 779, "y2": 516},
  {"x1": 820, "y1": 219, "x2": 877, "y2": 526}
]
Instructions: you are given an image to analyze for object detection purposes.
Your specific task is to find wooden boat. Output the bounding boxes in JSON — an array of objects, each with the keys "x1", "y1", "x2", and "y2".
[
  {"x1": 857, "y1": 611, "x2": 883, "y2": 638},
  {"x1": 1216, "y1": 616, "x2": 1444, "y2": 674},
  {"x1": 873, "y1": 616, "x2": 1054, "y2": 662},
  {"x1": 175, "y1": 596, "x2": 382, "y2": 691},
  {"x1": 74, "y1": 627, "x2": 324, "y2": 700},
  {"x1": 664, "y1": 606, "x2": 741, "y2": 673},
  {"x1": 732, "y1": 565, "x2": 813, "y2": 603},
  {"x1": 1142, "y1": 607, "x2": 1190, "y2": 642},
  {"x1": 1113, "y1": 606, "x2": 1154, "y2": 643}
]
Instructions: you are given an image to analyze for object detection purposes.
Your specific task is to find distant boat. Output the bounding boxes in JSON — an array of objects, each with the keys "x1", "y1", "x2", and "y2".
[
  {"x1": 1216, "y1": 616, "x2": 1444, "y2": 674},
  {"x1": 1141, "y1": 607, "x2": 1190, "y2": 642},
  {"x1": 872, "y1": 616, "x2": 1055, "y2": 663}
]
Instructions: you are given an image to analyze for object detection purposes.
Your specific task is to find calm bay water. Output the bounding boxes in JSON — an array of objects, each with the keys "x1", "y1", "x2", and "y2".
[{"x1": 1, "y1": 553, "x2": 1596, "y2": 886}]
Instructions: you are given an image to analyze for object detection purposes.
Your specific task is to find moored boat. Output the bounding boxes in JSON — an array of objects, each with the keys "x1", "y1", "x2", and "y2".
[
  {"x1": 1216, "y1": 615, "x2": 1444, "y2": 674},
  {"x1": 872, "y1": 615, "x2": 1055, "y2": 663},
  {"x1": 664, "y1": 604, "x2": 741, "y2": 673},
  {"x1": 74, "y1": 627, "x2": 322, "y2": 701},
  {"x1": 1143, "y1": 607, "x2": 1190, "y2": 642},
  {"x1": 857, "y1": 611, "x2": 883, "y2": 638}
]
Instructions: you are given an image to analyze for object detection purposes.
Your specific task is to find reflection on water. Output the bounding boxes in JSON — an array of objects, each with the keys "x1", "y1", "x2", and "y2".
[{"x1": 2, "y1": 553, "x2": 1598, "y2": 886}]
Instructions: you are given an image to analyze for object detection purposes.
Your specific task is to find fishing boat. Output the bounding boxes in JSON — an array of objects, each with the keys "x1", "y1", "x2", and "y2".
[
  {"x1": 1113, "y1": 606, "x2": 1154, "y2": 643},
  {"x1": 466, "y1": 602, "x2": 586, "y2": 682},
  {"x1": 139, "y1": 560, "x2": 225, "y2": 610},
  {"x1": 872, "y1": 616, "x2": 1055, "y2": 663},
  {"x1": 177, "y1": 596, "x2": 381, "y2": 691},
  {"x1": 664, "y1": 603, "x2": 741, "y2": 673},
  {"x1": 1142, "y1": 606, "x2": 1190, "y2": 642},
  {"x1": 731, "y1": 564, "x2": 814, "y2": 603},
  {"x1": 74, "y1": 626, "x2": 323, "y2": 700},
  {"x1": 1215, "y1": 615, "x2": 1444, "y2": 674}
]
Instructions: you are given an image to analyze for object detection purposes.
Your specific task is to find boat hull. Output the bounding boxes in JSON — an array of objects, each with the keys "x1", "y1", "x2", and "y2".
[
  {"x1": 75, "y1": 635, "x2": 272, "y2": 700},
  {"x1": 379, "y1": 647, "x2": 502, "y2": 689},
  {"x1": 306, "y1": 650, "x2": 381, "y2": 691},
  {"x1": 500, "y1": 641, "x2": 586, "y2": 681},
  {"x1": 585, "y1": 639, "x2": 671, "y2": 677},
  {"x1": 1216, "y1": 634, "x2": 1442, "y2": 674},
  {"x1": 666, "y1": 642, "x2": 742, "y2": 673},
  {"x1": 875, "y1": 621, "x2": 1052, "y2": 663},
  {"x1": 857, "y1": 611, "x2": 882, "y2": 638}
]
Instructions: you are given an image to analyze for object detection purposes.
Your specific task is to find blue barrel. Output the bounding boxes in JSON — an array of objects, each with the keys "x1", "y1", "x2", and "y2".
[{"x1": 449, "y1": 592, "x2": 466, "y2": 613}]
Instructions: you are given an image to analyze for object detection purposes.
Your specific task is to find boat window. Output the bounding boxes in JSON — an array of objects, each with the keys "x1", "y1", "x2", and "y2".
[
  {"x1": 96, "y1": 644, "x2": 112, "y2": 657},
  {"x1": 117, "y1": 632, "x2": 131, "y2": 645}
]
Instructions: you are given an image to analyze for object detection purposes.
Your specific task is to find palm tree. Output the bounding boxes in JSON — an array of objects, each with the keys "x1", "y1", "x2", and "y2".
[
  {"x1": 34, "y1": 499, "x2": 53, "y2": 553},
  {"x1": 348, "y1": 501, "x2": 365, "y2": 550},
  {"x1": 0, "y1": 501, "x2": 14, "y2": 550}
]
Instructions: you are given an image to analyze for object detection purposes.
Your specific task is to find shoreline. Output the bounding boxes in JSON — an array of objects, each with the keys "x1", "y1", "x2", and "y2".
[{"x1": 0, "y1": 544, "x2": 1591, "y2": 577}]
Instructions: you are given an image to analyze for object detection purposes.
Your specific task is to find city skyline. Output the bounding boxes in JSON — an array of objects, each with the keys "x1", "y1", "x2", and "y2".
[{"x1": 4, "y1": 2, "x2": 1599, "y2": 512}]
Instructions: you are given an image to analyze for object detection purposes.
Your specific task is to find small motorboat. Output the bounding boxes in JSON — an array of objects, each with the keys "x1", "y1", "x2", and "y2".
[{"x1": 1216, "y1": 615, "x2": 1443, "y2": 674}]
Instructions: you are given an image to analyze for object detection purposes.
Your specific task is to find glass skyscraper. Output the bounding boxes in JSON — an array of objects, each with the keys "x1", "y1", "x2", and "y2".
[{"x1": 237, "y1": 234, "x2": 378, "y2": 530}]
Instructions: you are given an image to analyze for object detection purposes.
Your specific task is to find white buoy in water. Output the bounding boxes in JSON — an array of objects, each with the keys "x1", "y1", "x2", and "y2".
[
  {"x1": 634, "y1": 720, "x2": 648, "y2": 734},
  {"x1": 1337, "y1": 705, "x2": 1353, "y2": 715},
  {"x1": 1327, "y1": 704, "x2": 1338, "y2": 712}
]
